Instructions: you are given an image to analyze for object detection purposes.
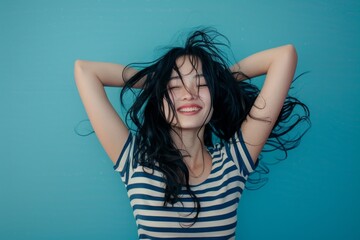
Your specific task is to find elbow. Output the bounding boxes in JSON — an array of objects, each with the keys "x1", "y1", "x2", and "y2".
[
  {"x1": 283, "y1": 44, "x2": 298, "y2": 62},
  {"x1": 74, "y1": 60, "x2": 88, "y2": 83},
  {"x1": 74, "y1": 59, "x2": 82, "y2": 73},
  {"x1": 74, "y1": 60, "x2": 90, "y2": 75},
  {"x1": 274, "y1": 44, "x2": 297, "y2": 69},
  {"x1": 74, "y1": 59, "x2": 85, "y2": 71}
]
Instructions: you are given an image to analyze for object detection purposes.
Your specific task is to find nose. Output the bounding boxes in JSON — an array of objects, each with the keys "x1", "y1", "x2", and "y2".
[{"x1": 181, "y1": 85, "x2": 198, "y2": 100}]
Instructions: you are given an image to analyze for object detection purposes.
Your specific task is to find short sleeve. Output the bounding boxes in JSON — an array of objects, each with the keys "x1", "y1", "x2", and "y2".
[
  {"x1": 227, "y1": 129, "x2": 256, "y2": 177},
  {"x1": 113, "y1": 132, "x2": 136, "y2": 185}
]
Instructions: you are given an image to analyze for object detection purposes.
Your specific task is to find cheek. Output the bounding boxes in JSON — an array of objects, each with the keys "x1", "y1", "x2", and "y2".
[
  {"x1": 201, "y1": 89, "x2": 213, "y2": 119},
  {"x1": 162, "y1": 98, "x2": 176, "y2": 122},
  {"x1": 200, "y1": 89, "x2": 212, "y2": 106}
]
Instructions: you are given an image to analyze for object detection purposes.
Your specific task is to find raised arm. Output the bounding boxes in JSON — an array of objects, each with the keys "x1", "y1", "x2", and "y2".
[
  {"x1": 74, "y1": 60, "x2": 140, "y2": 164},
  {"x1": 231, "y1": 45, "x2": 298, "y2": 163}
]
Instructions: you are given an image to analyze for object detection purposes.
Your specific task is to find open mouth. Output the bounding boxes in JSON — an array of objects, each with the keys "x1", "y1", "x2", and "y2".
[
  {"x1": 177, "y1": 105, "x2": 202, "y2": 114},
  {"x1": 178, "y1": 107, "x2": 201, "y2": 112}
]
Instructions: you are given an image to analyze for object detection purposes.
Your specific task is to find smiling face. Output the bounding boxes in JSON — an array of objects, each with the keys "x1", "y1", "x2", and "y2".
[{"x1": 163, "y1": 55, "x2": 213, "y2": 131}]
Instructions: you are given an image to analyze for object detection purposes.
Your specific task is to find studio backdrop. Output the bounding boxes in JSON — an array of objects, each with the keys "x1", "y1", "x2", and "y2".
[{"x1": 1, "y1": 0, "x2": 359, "y2": 239}]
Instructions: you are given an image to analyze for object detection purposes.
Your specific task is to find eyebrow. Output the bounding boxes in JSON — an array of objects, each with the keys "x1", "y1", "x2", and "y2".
[{"x1": 169, "y1": 73, "x2": 204, "y2": 80}]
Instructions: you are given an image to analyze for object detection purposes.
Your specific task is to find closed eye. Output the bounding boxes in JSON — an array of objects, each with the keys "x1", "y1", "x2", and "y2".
[
  {"x1": 168, "y1": 86, "x2": 180, "y2": 90},
  {"x1": 195, "y1": 74, "x2": 207, "y2": 87}
]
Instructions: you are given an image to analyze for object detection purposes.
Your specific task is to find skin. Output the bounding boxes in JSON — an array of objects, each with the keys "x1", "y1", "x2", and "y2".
[
  {"x1": 164, "y1": 56, "x2": 213, "y2": 130},
  {"x1": 164, "y1": 56, "x2": 214, "y2": 184},
  {"x1": 74, "y1": 44, "x2": 297, "y2": 184}
]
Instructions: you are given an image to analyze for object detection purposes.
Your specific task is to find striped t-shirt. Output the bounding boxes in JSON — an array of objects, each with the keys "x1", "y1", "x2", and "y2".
[{"x1": 113, "y1": 130, "x2": 255, "y2": 239}]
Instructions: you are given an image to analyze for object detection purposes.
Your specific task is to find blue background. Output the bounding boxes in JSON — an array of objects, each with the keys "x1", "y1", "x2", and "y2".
[{"x1": 1, "y1": 0, "x2": 359, "y2": 239}]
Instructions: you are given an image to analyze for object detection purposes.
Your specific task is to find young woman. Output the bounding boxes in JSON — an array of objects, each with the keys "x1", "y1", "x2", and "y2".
[{"x1": 74, "y1": 29, "x2": 309, "y2": 239}]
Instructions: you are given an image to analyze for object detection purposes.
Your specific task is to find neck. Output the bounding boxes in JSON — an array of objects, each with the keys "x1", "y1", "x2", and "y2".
[
  {"x1": 170, "y1": 128, "x2": 206, "y2": 171},
  {"x1": 170, "y1": 127, "x2": 213, "y2": 184}
]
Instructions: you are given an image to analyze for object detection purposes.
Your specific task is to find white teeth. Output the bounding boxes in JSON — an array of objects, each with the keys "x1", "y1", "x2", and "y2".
[{"x1": 179, "y1": 107, "x2": 200, "y2": 112}]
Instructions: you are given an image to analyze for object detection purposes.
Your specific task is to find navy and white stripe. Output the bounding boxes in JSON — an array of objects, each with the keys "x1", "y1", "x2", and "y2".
[{"x1": 114, "y1": 130, "x2": 255, "y2": 239}]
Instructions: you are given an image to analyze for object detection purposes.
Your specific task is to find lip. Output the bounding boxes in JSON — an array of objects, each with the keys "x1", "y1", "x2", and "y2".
[{"x1": 177, "y1": 104, "x2": 202, "y2": 115}]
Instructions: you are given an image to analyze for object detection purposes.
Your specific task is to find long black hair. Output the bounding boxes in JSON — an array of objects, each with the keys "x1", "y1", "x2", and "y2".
[{"x1": 120, "y1": 28, "x2": 310, "y2": 224}]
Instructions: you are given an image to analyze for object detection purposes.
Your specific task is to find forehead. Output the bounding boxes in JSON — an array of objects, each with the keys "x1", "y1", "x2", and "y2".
[{"x1": 172, "y1": 55, "x2": 202, "y2": 76}]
